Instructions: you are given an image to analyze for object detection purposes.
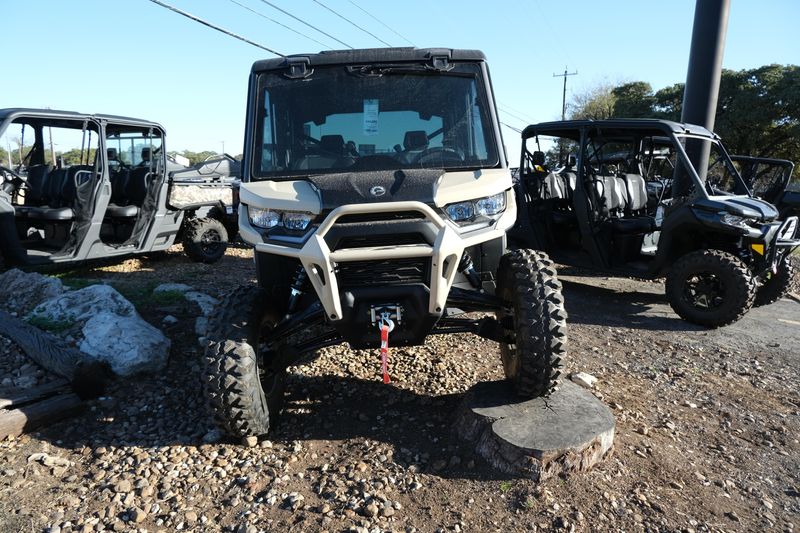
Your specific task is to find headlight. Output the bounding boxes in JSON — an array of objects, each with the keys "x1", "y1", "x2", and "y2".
[
  {"x1": 446, "y1": 201, "x2": 475, "y2": 222},
  {"x1": 475, "y1": 192, "x2": 506, "y2": 216},
  {"x1": 248, "y1": 206, "x2": 313, "y2": 231},
  {"x1": 720, "y1": 213, "x2": 749, "y2": 228},
  {"x1": 445, "y1": 192, "x2": 507, "y2": 222},
  {"x1": 283, "y1": 212, "x2": 313, "y2": 231},
  {"x1": 249, "y1": 207, "x2": 281, "y2": 228}
]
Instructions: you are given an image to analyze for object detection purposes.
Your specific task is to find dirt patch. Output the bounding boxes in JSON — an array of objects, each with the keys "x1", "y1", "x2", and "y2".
[{"x1": 1, "y1": 247, "x2": 798, "y2": 532}]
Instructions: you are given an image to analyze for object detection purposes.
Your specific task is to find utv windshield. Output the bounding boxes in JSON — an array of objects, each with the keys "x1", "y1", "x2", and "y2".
[{"x1": 252, "y1": 63, "x2": 499, "y2": 179}]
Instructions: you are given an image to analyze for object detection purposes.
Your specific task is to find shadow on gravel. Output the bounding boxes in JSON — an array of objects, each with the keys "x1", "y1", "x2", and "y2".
[
  {"x1": 275, "y1": 373, "x2": 511, "y2": 481},
  {"x1": 35, "y1": 365, "x2": 511, "y2": 481},
  {"x1": 559, "y1": 279, "x2": 703, "y2": 332}
]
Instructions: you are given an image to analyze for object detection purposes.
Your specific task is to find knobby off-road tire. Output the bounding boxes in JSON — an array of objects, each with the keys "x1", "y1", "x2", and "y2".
[
  {"x1": 754, "y1": 254, "x2": 796, "y2": 307},
  {"x1": 207, "y1": 206, "x2": 239, "y2": 242},
  {"x1": 183, "y1": 217, "x2": 228, "y2": 263},
  {"x1": 204, "y1": 285, "x2": 287, "y2": 438},
  {"x1": 665, "y1": 249, "x2": 756, "y2": 328},
  {"x1": 496, "y1": 249, "x2": 567, "y2": 398}
]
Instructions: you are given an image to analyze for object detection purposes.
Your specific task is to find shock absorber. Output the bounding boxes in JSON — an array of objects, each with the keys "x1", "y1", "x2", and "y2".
[
  {"x1": 286, "y1": 266, "x2": 308, "y2": 315},
  {"x1": 458, "y1": 252, "x2": 482, "y2": 290}
]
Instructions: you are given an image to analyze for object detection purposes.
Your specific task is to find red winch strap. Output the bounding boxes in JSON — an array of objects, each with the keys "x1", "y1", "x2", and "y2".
[{"x1": 380, "y1": 323, "x2": 390, "y2": 384}]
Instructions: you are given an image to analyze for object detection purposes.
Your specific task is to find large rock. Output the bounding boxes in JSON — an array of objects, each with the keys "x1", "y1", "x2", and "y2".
[
  {"x1": 456, "y1": 380, "x2": 615, "y2": 481},
  {"x1": 28, "y1": 285, "x2": 170, "y2": 377},
  {"x1": 78, "y1": 311, "x2": 169, "y2": 376},
  {"x1": 30, "y1": 284, "x2": 135, "y2": 322},
  {"x1": 0, "y1": 269, "x2": 64, "y2": 315}
]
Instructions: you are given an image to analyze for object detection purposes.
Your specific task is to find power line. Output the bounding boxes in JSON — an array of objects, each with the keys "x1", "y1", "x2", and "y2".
[
  {"x1": 498, "y1": 106, "x2": 533, "y2": 126},
  {"x1": 228, "y1": 0, "x2": 332, "y2": 49},
  {"x1": 146, "y1": 0, "x2": 285, "y2": 56},
  {"x1": 498, "y1": 102, "x2": 536, "y2": 123},
  {"x1": 311, "y1": 0, "x2": 392, "y2": 47},
  {"x1": 257, "y1": 0, "x2": 353, "y2": 49},
  {"x1": 500, "y1": 122, "x2": 523, "y2": 134},
  {"x1": 347, "y1": 0, "x2": 415, "y2": 46}
]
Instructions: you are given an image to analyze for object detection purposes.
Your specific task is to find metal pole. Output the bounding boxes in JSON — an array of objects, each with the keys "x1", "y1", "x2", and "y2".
[{"x1": 680, "y1": 0, "x2": 730, "y2": 185}]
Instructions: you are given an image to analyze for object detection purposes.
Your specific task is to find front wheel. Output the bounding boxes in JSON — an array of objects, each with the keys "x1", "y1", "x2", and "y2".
[
  {"x1": 665, "y1": 249, "x2": 756, "y2": 328},
  {"x1": 755, "y1": 254, "x2": 796, "y2": 306},
  {"x1": 496, "y1": 249, "x2": 567, "y2": 397},
  {"x1": 204, "y1": 285, "x2": 287, "y2": 438},
  {"x1": 183, "y1": 217, "x2": 228, "y2": 263}
]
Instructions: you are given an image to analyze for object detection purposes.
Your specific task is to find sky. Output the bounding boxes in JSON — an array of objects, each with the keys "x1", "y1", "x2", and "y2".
[{"x1": 2, "y1": 0, "x2": 799, "y2": 162}]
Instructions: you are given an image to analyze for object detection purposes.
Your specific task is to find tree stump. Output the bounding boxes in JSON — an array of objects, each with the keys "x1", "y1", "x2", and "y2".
[{"x1": 455, "y1": 380, "x2": 615, "y2": 481}]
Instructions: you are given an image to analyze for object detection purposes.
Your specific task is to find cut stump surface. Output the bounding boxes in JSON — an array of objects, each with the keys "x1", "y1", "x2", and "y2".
[{"x1": 456, "y1": 380, "x2": 615, "y2": 481}]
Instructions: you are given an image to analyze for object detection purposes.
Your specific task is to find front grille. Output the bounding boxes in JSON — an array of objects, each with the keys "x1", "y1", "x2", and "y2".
[
  {"x1": 336, "y1": 258, "x2": 430, "y2": 288},
  {"x1": 337, "y1": 232, "x2": 427, "y2": 249}
]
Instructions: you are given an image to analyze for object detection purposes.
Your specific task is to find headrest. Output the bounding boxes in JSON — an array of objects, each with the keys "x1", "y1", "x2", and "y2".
[
  {"x1": 141, "y1": 147, "x2": 152, "y2": 161},
  {"x1": 403, "y1": 130, "x2": 429, "y2": 151},
  {"x1": 319, "y1": 135, "x2": 344, "y2": 154},
  {"x1": 567, "y1": 154, "x2": 577, "y2": 168},
  {"x1": 107, "y1": 147, "x2": 118, "y2": 160},
  {"x1": 532, "y1": 151, "x2": 545, "y2": 166}
]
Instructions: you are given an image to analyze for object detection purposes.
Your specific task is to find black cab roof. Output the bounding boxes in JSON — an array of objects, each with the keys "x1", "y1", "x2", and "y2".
[
  {"x1": 251, "y1": 47, "x2": 487, "y2": 73},
  {"x1": 0, "y1": 108, "x2": 164, "y2": 131},
  {"x1": 521, "y1": 119, "x2": 717, "y2": 141}
]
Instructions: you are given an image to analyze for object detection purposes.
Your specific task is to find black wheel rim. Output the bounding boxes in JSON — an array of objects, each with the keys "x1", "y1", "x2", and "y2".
[
  {"x1": 200, "y1": 229, "x2": 222, "y2": 255},
  {"x1": 684, "y1": 272, "x2": 725, "y2": 310}
]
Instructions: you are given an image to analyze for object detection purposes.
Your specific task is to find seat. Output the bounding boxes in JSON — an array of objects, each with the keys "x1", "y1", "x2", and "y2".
[
  {"x1": 22, "y1": 164, "x2": 52, "y2": 205},
  {"x1": 105, "y1": 204, "x2": 139, "y2": 217},
  {"x1": 607, "y1": 173, "x2": 656, "y2": 234},
  {"x1": 397, "y1": 130, "x2": 429, "y2": 164},
  {"x1": 294, "y1": 135, "x2": 346, "y2": 170},
  {"x1": 26, "y1": 168, "x2": 75, "y2": 221}
]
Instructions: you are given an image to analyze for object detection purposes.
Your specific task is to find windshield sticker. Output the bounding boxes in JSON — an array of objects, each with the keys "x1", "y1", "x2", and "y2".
[{"x1": 363, "y1": 99, "x2": 379, "y2": 136}]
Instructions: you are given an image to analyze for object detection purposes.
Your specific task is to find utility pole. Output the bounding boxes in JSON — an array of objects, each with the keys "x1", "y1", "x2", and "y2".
[
  {"x1": 221, "y1": 140, "x2": 225, "y2": 154},
  {"x1": 553, "y1": 67, "x2": 578, "y2": 121},
  {"x1": 554, "y1": 67, "x2": 578, "y2": 162},
  {"x1": 48, "y1": 127, "x2": 56, "y2": 167}
]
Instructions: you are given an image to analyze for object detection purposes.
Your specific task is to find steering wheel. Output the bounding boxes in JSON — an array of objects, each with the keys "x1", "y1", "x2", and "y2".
[
  {"x1": 0, "y1": 165, "x2": 26, "y2": 197},
  {"x1": 412, "y1": 147, "x2": 464, "y2": 165}
]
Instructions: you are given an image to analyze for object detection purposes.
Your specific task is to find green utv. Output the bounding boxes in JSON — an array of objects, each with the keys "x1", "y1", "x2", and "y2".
[
  {"x1": 509, "y1": 119, "x2": 799, "y2": 327},
  {"x1": 203, "y1": 48, "x2": 568, "y2": 438},
  {"x1": 0, "y1": 108, "x2": 237, "y2": 269}
]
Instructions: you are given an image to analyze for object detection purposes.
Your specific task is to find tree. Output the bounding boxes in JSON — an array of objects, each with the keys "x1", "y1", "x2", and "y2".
[
  {"x1": 568, "y1": 83, "x2": 617, "y2": 120},
  {"x1": 569, "y1": 66, "x2": 799, "y2": 179},
  {"x1": 612, "y1": 82, "x2": 656, "y2": 118}
]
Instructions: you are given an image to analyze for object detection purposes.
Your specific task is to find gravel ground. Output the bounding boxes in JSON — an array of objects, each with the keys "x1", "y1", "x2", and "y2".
[{"x1": 0, "y1": 246, "x2": 798, "y2": 533}]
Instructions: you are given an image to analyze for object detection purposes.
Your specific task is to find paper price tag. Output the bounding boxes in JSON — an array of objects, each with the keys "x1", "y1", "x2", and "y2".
[{"x1": 363, "y1": 99, "x2": 379, "y2": 136}]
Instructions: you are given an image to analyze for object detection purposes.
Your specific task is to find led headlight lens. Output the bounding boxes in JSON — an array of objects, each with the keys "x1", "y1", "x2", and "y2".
[
  {"x1": 283, "y1": 212, "x2": 313, "y2": 231},
  {"x1": 248, "y1": 207, "x2": 281, "y2": 228},
  {"x1": 446, "y1": 201, "x2": 475, "y2": 222},
  {"x1": 445, "y1": 192, "x2": 507, "y2": 222},
  {"x1": 475, "y1": 192, "x2": 506, "y2": 216},
  {"x1": 720, "y1": 213, "x2": 748, "y2": 228}
]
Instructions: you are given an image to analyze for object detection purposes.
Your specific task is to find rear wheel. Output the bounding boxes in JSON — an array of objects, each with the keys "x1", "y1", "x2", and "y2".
[
  {"x1": 183, "y1": 217, "x2": 228, "y2": 263},
  {"x1": 754, "y1": 254, "x2": 796, "y2": 306},
  {"x1": 204, "y1": 285, "x2": 287, "y2": 438},
  {"x1": 496, "y1": 249, "x2": 567, "y2": 397},
  {"x1": 665, "y1": 249, "x2": 756, "y2": 327},
  {"x1": 207, "y1": 206, "x2": 239, "y2": 241}
]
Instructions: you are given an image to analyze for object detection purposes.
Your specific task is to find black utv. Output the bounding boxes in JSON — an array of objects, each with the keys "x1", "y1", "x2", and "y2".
[
  {"x1": 203, "y1": 48, "x2": 568, "y2": 438},
  {"x1": 510, "y1": 119, "x2": 799, "y2": 328},
  {"x1": 0, "y1": 108, "x2": 238, "y2": 268}
]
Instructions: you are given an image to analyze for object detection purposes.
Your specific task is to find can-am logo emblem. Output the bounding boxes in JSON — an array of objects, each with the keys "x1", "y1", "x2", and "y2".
[{"x1": 370, "y1": 185, "x2": 386, "y2": 197}]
